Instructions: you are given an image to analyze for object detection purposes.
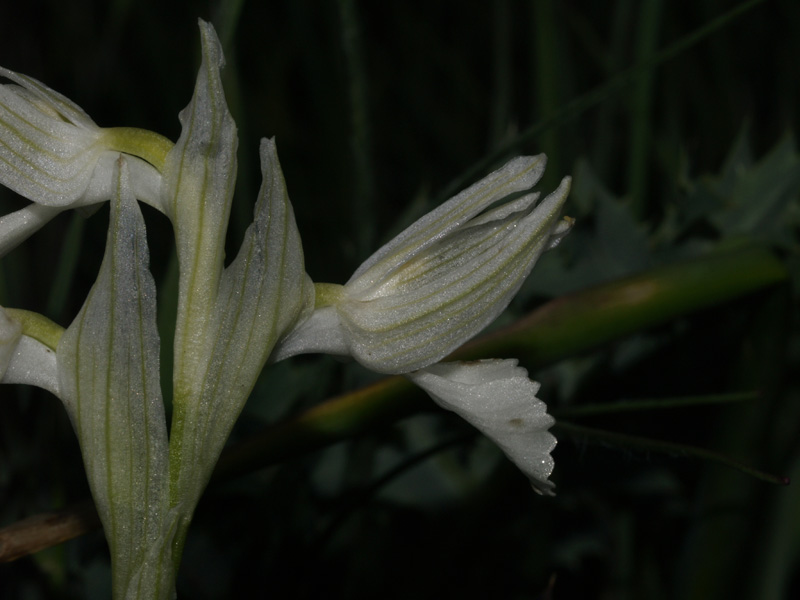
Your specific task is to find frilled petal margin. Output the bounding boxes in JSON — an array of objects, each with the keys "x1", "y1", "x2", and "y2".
[{"x1": 407, "y1": 359, "x2": 556, "y2": 495}]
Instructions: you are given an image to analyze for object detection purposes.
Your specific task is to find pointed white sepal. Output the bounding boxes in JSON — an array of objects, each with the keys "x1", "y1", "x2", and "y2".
[
  {"x1": 273, "y1": 158, "x2": 572, "y2": 374},
  {"x1": 408, "y1": 359, "x2": 556, "y2": 495},
  {"x1": 164, "y1": 22, "x2": 314, "y2": 510}
]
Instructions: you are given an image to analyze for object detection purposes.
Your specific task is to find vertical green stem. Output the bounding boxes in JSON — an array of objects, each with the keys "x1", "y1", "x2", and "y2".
[
  {"x1": 489, "y1": 0, "x2": 511, "y2": 147},
  {"x1": 46, "y1": 212, "x2": 84, "y2": 323},
  {"x1": 627, "y1": 0, "x2": 662, "y2": 218},
  {"x1": 338, "y1": 0, "x2": 374, "y2": 258},
  {"x1": 532, "y1": 0, "x2": 561, "y2": 188}
]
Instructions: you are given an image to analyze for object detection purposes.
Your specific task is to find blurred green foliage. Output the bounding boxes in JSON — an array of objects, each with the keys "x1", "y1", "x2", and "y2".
[{"x1": 1, "y1": 0, "x2": 799, "y2": 598}]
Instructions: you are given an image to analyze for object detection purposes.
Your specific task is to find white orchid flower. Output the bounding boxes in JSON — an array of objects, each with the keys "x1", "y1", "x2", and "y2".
[
  {"x1": 273, "y1": 157, "x2": 571, "y2": 373},
  {"x1": 0, "y1": 67, "x2": 169, "y2": 255},
  {"x1": 2, "y1": 21, "x2": 313, "y2": 597},
  {"x1": 1, "y1": 14, "x2": 571, "y2": 596},
  {"x1": 272, "y1": 157, "x2": 572, "y2": 492}
]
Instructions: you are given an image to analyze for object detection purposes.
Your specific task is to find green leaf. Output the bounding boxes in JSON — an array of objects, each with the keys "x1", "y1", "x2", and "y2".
[{"x1": 709, "y1": 135, "x2": 800, "y2": 245}]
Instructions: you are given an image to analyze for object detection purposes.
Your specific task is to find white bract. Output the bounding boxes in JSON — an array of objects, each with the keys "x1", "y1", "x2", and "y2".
[
  {"x1": 0, "y1": 307, "x2": 60, "y2": 396},
  {"x1": 1, "y1": 22, "x2": 313, "y2": 598}
]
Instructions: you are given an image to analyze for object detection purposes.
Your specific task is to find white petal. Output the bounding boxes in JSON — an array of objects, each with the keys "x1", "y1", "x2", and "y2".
[
  {"x1": 348, "y1": 155, "x2": 547, "y2": 296},
  {"x1": 408, "y1": 359, "x2": 556, "y2": 495},
  {"x1": 270, "y1": 305, "x2": 349, "y2": 362},
  {"x1": 0, "y1": 154, "x2": 163, "y2": 258},
  {"x1": 1, "y1": 335, "x2": 59, "y2": 396},
  {"x1": 0, "y1": 203, "x2": 63, "y2": 257},
  {"x1": 337, "y1": 176, "x2": 572, "y2": 374},
  {"x1": 79, "y1": 152, "x2": 164, "y2": 210},
  {"x1": 0, "y1": 67, "x2": 96, "y2": 128},
  {"x1": 0, "y1": 69, "x2": 105, "y2": 206}
]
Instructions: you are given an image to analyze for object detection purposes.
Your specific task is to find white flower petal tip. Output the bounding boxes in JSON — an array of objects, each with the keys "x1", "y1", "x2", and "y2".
[
  {"x1": 270, "y1": 159, "x2": 572, "y2": 374},
  {"x1": 340, "y1": 164, "x2": 571, "y2": 374},
  {"x1": 408, "y1": 359, "x2": 556, "y2": 495}
]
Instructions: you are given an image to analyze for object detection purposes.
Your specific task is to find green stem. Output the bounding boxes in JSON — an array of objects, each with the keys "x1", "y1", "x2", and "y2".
[
  {"x1": 338, "y1": 0, "x2": 374, "y2": 257},
  {"x1": 460, "y1": 245, "x2": 786, "y2": 365},
  {"x1": 554, "y1": 421, "x2": 789, "y2": 486},
  {"x1": 554, "y1": 391, "x2": 758, "y2": 419},
  {"x1": 627, "y1": 0, "x2": 662, "y2": 218}
]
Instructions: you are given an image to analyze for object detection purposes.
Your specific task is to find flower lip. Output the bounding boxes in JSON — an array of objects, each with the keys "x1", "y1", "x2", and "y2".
[{"x1": 408, "y1": 359, "x2": 557, "y2": 495}]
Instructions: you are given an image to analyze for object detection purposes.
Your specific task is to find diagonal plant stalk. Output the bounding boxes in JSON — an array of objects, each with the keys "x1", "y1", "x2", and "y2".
[
  {"x1": 553, "y1": 421, "x2": 789, "y2": 486},
  {"x1": 0, "y1": 243, "x2": 786, "y2": 562}
]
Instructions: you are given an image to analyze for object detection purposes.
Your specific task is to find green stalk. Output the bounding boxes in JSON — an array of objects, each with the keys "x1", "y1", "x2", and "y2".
[
  {"x1": 338, "y1": 0, "x2": 374, "y2": 257},
  {"x1": 462, "y1": 245, "x2": 786, "y2": 365},
  {"x1": 434, "y1": 0, "x2": 768, "y2": 204},
  {"x1": 531, "y1": 0, "x2": 561, "y2": 189},
  {"x1": 2, "y1": 245, "x2": 787, "y2": 557},
  {"x1": 217, "y1": 245, "x2": 787, "y2": 481},
  {"x1": 627, "y1": 0, "x2": 662, "y2": 218}
]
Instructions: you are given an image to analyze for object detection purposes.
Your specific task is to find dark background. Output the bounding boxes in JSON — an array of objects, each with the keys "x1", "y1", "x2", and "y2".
[{"x1": 1, "y1": 1, "x2": 799, "y2": 598}]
